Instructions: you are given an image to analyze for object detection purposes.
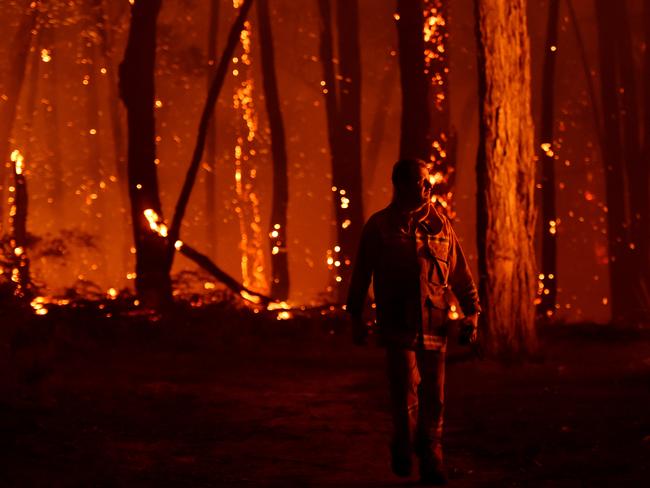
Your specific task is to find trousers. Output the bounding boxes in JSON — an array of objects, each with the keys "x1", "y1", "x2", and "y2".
[{"x1": 386, "y1": 347, "x2": 445, "y2": 463}]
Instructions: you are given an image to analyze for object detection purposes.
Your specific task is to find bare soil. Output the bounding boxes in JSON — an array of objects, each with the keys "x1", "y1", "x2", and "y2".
[{"x1": 1, "y1": 308, "x2": 649, "y2": 487}]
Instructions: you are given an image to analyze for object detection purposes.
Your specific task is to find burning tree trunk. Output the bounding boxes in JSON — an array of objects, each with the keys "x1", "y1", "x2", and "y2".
[
  {"x1": 395, "y1": 0, "x2": 456, "y2": 213},
  {"x1": 118, "y1": 0, "x2": 172, "y2": 308},
  {"x1": 0, "y1": 3, "x2": 36, "y2": 230},
  {"x1": 9, "y1": 150, "x2": 30, "y2": 292},
  {"x1": 474, "y1": 0, "x2": 538, "y2": 356},
  {"x1": 318, "y1": 0, "x2": 364, "y2": 302},
  {"x1": 257, "y1": 0, "x2": 290, "y2": 300},
  {"x1": 537, "y1": 0, "x2": 560, "y2": 318},
  {"x1": 205, "y1": 0, "x2": 219, "y2": 260}
]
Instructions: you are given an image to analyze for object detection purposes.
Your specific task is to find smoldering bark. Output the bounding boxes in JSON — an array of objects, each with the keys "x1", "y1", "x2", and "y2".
[
  {"x1": 258, "y1": 0, "x2": 290, "y2": 300},
  {"x1": 474, "y1": 0, "x2": 538, "y2": 356},
  {"x1": 0, "y1": 3, "x2": 36, "y2": 231},
  {"x1": 318, "y1": 0, "x2": 364, "y2": 302},
  {"x1": 538, "y1": 0, "x2": 560, "y2": 318},
  {"x1": 425, "y1": 0, "x2": 456, "y2": 203},
  {"x1": 13, "y1": 157, "x2": 30, "y2": 289},
  {"x1": 395, "y1": 0, "x2": 430, "y2": 161},
  {"x1": 118, "y1": 0, "x2": 172, "y2": 308}
]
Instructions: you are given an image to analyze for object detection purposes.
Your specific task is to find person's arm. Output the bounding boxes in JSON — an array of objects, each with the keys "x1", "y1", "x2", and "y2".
[
  {"x1": 448, "y1": 224, "x2": 481, "y2": 318},
  {"x1": 448, "y1": 226, "x2": 481, "y2": 344},
  {"x1": 346, "y1": 218, "x2": 378, "y2": 344}
]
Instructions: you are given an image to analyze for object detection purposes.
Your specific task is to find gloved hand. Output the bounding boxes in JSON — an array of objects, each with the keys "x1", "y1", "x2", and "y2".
[{"x1": 458, "y1": 313, "x2": 479, "y2": 346}]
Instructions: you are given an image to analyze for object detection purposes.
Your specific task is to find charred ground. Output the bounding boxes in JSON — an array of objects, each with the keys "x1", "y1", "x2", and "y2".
[{"x1": 1, "y1": 301, "x2": 649, "y2": 487}]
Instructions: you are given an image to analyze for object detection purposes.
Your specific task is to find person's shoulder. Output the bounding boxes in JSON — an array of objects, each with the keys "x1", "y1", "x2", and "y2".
[{"x1": 366, "y1": 205, "x2": 393, "y2": 226}]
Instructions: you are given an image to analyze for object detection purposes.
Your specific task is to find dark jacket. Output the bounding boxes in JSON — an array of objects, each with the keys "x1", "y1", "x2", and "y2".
[{"x1": 346, "y1": 202, "x2": 481, "y2": 350}]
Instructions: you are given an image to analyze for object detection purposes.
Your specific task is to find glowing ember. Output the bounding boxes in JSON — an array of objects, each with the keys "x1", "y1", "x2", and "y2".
[
  {"x1": 240, "y1": 290, "x2": 262, "y2": 304},
  {"x1": 40, "y1": 48, "x2": 52, "y2": 63},
  {"x1": 143, "y1": 209, "x2": 168, "y2": 237}
]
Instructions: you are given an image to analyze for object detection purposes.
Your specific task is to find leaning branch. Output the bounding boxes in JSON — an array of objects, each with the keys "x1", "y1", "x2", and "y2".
[
  {"x1": 168, "y1": 0, "x2": 254, "y2": 247},
  {"x1": 178, "y1": 242, "x2": 272, "y2": 306}
]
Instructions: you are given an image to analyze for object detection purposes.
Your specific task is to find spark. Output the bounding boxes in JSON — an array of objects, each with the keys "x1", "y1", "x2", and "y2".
[{"x1": 40, "y1": 48, "x2": 51, "y2": 63}]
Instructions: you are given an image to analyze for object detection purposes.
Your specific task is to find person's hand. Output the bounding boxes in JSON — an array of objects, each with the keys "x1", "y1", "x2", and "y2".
[
  {"x1": 351, "y1": 314, "x2": 368, "y2": 346},
  {"x1": 458, "y1": 313, "x2": 479, "y2": 345}
]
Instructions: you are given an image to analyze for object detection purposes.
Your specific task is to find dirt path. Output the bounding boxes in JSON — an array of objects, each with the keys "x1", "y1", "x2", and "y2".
[{"x1": 2, "y1": 325, "x2": 649, "y2": 487}]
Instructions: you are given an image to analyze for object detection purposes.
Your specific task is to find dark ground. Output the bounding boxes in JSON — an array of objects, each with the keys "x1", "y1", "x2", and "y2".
[{"x1": 1, "y1": 304, "x2": 649, "y2": 487}]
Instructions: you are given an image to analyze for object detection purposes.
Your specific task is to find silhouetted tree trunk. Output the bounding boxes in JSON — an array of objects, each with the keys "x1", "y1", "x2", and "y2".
[
  {"x1": 0, "y1": 2, "x2": 36, "y2": 231},
  {"x1": 119, "y1": 0, "x2": 172, "y2": 308},
  {"x1": 642, "y1": 0, "x2": 650, "y2": 308},
  {"x1": 258, "y1": 0, "x2": 290, "y2": 300},
  {"x1": 613, "y1": 1, "x2": 648, "y2": 320},
  {"x1": 475, "y1": 0, "x2": 538, "y2": 357},
  {"x1": 318, "y1": 0, "x2": 364, "y2": 302},
  {"x1": 595, "y1": 0, "x2": 647, "y2": 321},
  {"x1": 364, "y1": 59, "x2": 397, "y2": 192},
  {"x1": 205, "y1": 0, "x2": 219, "y2": 259},
  {"x1": 538, "y1": 0, "x2": 560, "y2": 318},
  {"x1": 396, "y1": 0, "x2": 429, "y2": 161}
]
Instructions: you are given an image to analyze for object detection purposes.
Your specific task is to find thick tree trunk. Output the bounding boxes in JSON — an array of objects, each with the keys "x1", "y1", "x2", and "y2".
[
  {"x1": 474, "y1": 0, "x2": 538, "y2": 357},
  {"x1": 318, "y1": 0, "x2": 364, "y2": 302},
  {"x1": 537, "y1": 0, "x2": 560, "y2": 318},
  {"x1": 0, "y1": 3, "x2": 36, "y2": 232},
  {"x1": 205, "y1": 0, "x2": 219, "y2": 260},
  {"x1": 594, "y1": 0, "x2": 641, "y2": 323},
  {"x1": 118, "y1": 0, "x2": 172, "y2": 308},
  {"x1": 257, "y1": 0, "x2": 290, "y2": 300}
]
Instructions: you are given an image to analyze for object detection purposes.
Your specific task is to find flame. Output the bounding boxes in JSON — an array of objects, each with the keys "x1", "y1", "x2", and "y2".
[
  {"x1": 240, "y1": 290, "x2": 262, "y2": 304},
  {"x1": 11, "y1": 149, "x2": 24, "y2": 175},
  {"x1": 143, "y1": 208, "x2": 168, "y2": 237}
]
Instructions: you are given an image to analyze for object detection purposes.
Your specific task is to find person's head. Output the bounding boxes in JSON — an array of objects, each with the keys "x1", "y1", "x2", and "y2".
[{"x1": 391, "y1": 158, "x2": 432, "y2": 207}]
